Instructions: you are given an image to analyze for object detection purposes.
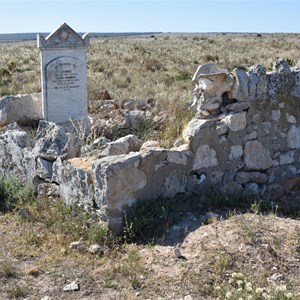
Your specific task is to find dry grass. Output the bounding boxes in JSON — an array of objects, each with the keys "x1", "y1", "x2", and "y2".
[{"x1": 1, "y1": 33, "x2": 300, "y2": 144}]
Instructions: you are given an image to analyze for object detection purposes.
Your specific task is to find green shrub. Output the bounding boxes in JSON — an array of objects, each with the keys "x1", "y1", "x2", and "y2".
[{"x1": 0, "y1": 177, "x2": 34, "y2": 212}]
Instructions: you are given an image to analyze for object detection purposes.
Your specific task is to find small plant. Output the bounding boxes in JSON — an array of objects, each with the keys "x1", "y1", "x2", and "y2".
[
  {"x1": 0, "y1": 261, "x2": 17, "y2": 278},
  {"x1": 0, "y1": 177, "x2": 34, "y2": 212},
  {"x1": 6, "y1": 284, "x2": 26, "y2": 299}
]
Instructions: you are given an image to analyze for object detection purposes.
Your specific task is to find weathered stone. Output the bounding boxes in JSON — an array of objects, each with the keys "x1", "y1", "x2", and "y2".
[
  {"x1": 287, "y1": 125, "x2": 300, "y2": 149},
  {"x1": 69, "y1": 240, "x2": 84, "y2": 251},
  {"x1": 182, "y1": 118, "x2": 215, "y2": 143},
  {"x1": 216, "y1": 122, "x2": 228, "y2": 136},
  {"x1": 210, "y1": 170, "x2": 224, "y2": 184},
  {"x1": 162, "y1": 170, "x2": 187, "y2": 198},
  {"x1": 124, "y1": 110, "x2": 145, "y2": 129},
  {"x1": 226, "y1": 102, "x2": 251, "y2": 113},
  {"x1": 99, "y1": 134, "x2": 143, "y2": 157},
  {"x1": 2, "y1": 127, "x2": 30, "y2": 149},
  {"x1": 0, "y1": 93, "x2": 42, "y2": 126},
  {"x1": 271, "y1": 110, "x2": 281, "y2": 123},
  {"x1": 167, "y1": 150, "x2": 191, "y2": 165},
  {"x1": 192, "y1": 63, "x2": 234, "y2": 113},
  {"x1": 235, "y1": 172, "x2": 251, "y2": 184},
  {"x1": 88, "y1": 244, "x2": 102, "y2": 254},
  {"x1": 221, "y1": 112, "x2": 247, "y2": 132},
  {"x1": 192, "y1": 144, "x2": 218, "y2": 170},
  {"x1": 92, "y1": 153, "x2": 147, "y2": 233},
  {"x1": 60, "y1": 157, "x2": 95, "y2": 207},
  {"x1": 228, "y1": 68, "x2": 249, "y2": 101},
  {"x1": 229, "y1": 145, "x2": 243, "y2": 160},
  {"x1": 33, "y1": 121, "x2": 80, "y2": 160},
  {"x1": 244, "y1": 141, "x2": 272, "y2": 170},
  {"x1": 243, "y1": 131, "x2": 257, "y2": 142},
  {"x1": 250, "y1": 172, "x2": 268, "y2": 184},
  {"x1": 222, "y1": 181, "x2": 242, "y2": 194},
  {"x1": 279, "y1": 151, "x2": 295, "y2": 165},
  {"x1": 248, "y1": 65, "x2": 267, "y2": 100},
  {"x1": 243, "y1": 183, "x2": 259, "y2": 196},
  {"x1": 36, "y1": 157, "x2": 53, "y2": 181},
  {"x1": 63, "y1": 280, "x2": 80, "y2": 292},
  {"x1": 286, "y1": 113, "x2": 296, "y2": 124},
  {"x1": 36, "y1": 183, "x2": 60, "y2": 197},
  {"x1": 140, "y1": 140, "x2": 162, "y2": 150}
]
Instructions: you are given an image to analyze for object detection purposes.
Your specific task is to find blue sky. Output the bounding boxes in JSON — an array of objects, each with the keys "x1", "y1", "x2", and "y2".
[{"x1": 0, "y1": 0, "x2": 299, "y2": 33}]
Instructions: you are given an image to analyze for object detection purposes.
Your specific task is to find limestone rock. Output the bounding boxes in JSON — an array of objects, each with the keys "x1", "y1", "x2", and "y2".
[
  {"x1": 36, "y1": 157, "x2": 53, "y2": 181},
  {"x1": 287, "y1": 125, "x2": 300, "y2": 149},
  {"x1": 183, "y1": 118, "x2": 215, "y2": 143},
  {"x1": 221, "y1": 112, "x2": 247, "y2": 132},
  {"x1": 229, "y1": 145, "x2": 243, "y2": 160},
  {"x1": 226, "y1": 101, "x2": 251, "y2": 112},
  {"x1": 162, "y1": 170, "x2": 187, "y2": 198},
  {"x1": 0, "y1": 93, "x2": 42, "y2": 126},
  {"x1": 59, "y1": 157, "x2": 95, "y2": 207},
  {"x1": 140, "y1": 140, "x2": 161, "y2": 150},
  {"x1": 248, "y1": 65, "x2": 267, "y2": 100},
  {"x1": 63, "y1": 280, "x2": 80, "y2": 292},
  {"x1": 99, "y1": 134, "x2": 143, "y2": 157},
  {"x1": 88, "y1": 244, "x2": 102, "y2": 254},
  {"x1": 192, "y1": 144, "x2": 218, "y2": 170},
  {"x1": 2, "y1": 127, "x2": 30, "y2": 149},
  {"x1": 92, "y1": 153, "x2": 147, "y2": 233},
  {"x1": 33, "y1": 121, "x2": 80, "y2": 160},
  {"x1": 228, "y1": 68, "x2": 249, "y2": 101},
  {"x1": 192, "y1": 63, "x2": 234, "y2": 113},
  {"x1": 124, "y1": 110, "x2": 145, "y2": 129},
  {"x1": 222, "y1": 181, "x2": 242, "y2": 194},
  {"x1": 244, "y1": 141, "x2": 272, "y2": 170}
]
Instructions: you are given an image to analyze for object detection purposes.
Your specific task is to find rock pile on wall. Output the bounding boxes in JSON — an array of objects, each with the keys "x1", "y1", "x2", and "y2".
[{"x1": 0, "y1": 59, "x2": 299, "y2": 233}]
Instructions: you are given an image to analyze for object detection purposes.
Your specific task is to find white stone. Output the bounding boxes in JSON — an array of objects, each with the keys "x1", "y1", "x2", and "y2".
[
  {"x1": 192, "y1": 144, "x2": 218, "y2": 170},
  {"x1": 228, "y1": 68, "x2": 249, "y2": 101},
  {"x1": 88, "y1": 244, "x2": 102, "y2": 254},
  {"x1": 221, "y1": 112, "x2": 247, "y2": 132},
  {"x1": 271, "y1": 110, "x2": 281, "y2": 123},
  {"x1": 0, "y1": 93, "x2": 42, "y2": 126},
  {"x1": 287, "y1": 125, "x2": 300, "y2": 149},
  {"x1": 99, "y1": 134, "x2": 143, "y2": 157},
  {"x1": 63, "y1": 280, "x2": 80, "y2": 292},
  {"x1": 182, "y1": 118, "x2": 215, "y2": 142},
  {"x1": 167, "y1": 151, "x2": 189, "y2": 165},
  {"x1": 38, "y1": 23, "x2": 89, "y2": 123},
  {"x1": 244, "y1": 140, "x2": 272, "y2": 170},
  {"x1": 243, "y1": 131, "x2": 257, "y2": 142},
  {"x1": 279, "y1": 151, "x2": 295, "y2": 165},
  {"x1": 286, "y1": 113, "x2": 296, "y2": 124},
  {"x1": 229, "y1": 145, "x2": 243, "y2": 160}
]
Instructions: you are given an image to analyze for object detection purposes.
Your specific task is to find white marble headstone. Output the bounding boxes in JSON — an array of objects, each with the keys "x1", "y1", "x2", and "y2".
[{"x1": 37, "y1": 23, "x2": 89, "y2": 123}]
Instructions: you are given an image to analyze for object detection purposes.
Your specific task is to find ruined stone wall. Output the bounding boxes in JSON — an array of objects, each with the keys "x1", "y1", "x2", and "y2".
[{"x1": 0, "y1": 59, "x2": 299, "y2": 233}]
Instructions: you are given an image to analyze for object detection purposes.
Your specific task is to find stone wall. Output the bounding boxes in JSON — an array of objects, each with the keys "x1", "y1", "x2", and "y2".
[{"x1": 0, "y1": 59, "x2": 299, "y2": 233}]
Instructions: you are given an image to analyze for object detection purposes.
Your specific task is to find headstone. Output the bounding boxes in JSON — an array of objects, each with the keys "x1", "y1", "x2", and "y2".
[{"x1": 37, "y1": 23, "x2": 89, "y2": 123}]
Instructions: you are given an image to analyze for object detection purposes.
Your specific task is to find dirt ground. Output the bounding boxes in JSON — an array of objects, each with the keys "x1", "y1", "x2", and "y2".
[{"x1": 0, "y1": 210, "x2": 299, "y2": 300}]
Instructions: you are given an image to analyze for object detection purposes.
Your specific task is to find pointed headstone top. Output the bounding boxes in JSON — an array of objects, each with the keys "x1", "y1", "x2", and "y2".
[{"x1": 37, "y1": 23, "x2": 89, "y2": 50}]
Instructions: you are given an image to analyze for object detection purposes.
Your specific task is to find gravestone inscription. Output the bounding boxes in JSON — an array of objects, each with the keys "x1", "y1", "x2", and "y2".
[{"x1": 37, "y1": 23, "x2": 90, "y2": 123}]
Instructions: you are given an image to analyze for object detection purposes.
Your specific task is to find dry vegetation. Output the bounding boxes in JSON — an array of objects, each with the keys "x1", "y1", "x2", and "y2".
[
  {"x1": 0, "y1": 178, "x2": 299, "y2": 299},
  {"x1": 0, "y1": 34, "x2": 300, "y2": 299},
  {"x1": 1, "y1": 33, "x2": 300, "y2": 145}
]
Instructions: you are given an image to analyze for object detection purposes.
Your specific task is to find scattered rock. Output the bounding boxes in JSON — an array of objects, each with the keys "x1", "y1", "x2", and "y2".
[
  {"x1": 63, "y1": 280, "x2": 80, "y2": 292},
  {"x1": 69, "y1": 239, "x2": 85, "y2": 251},
  {"x1": 88, "y1": 244, "x2": 102, "y2": 254}
]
